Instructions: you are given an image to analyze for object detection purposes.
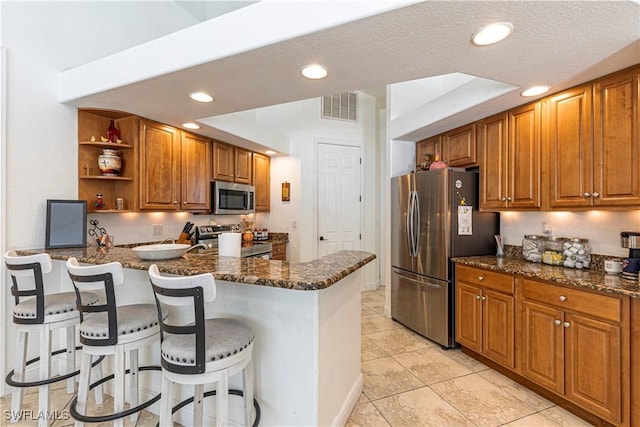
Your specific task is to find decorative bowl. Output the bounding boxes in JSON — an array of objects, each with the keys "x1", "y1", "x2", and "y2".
[{"x1": 131, "y1": 243, "x2": 205, "y2": 260}]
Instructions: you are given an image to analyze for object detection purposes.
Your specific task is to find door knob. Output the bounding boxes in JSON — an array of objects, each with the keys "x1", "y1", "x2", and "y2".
[
  {"x1": 584, "y1": 192, "x2": 592, "y2": 197},
  {"x1": 563, "y1": 322, "x2": 571, "y2": 328},
  {"x1": 319, "y1": 236, "x2": 325, "y2": 241},
  {"x1": 592, "y1": 192, "x2": 600, "y2": 198},
  {"x1": 554, "y1": 319, "x2": 562, "y2": 326}
]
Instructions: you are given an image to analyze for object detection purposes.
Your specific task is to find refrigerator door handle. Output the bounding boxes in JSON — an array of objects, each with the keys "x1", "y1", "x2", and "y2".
[
  {"x1": 412, "y1": 191, "x2": 420, "y2": 257},
  {"x1": 406, "y1": 191, "x2": 413, "y2": 256},
  {"x1": 393, "y1": 269, "x2": 443, "y2": 290}
]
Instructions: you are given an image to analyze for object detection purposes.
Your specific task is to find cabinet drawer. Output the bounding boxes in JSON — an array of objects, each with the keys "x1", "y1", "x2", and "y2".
[
  {"x1": 522, "y1": 279, "x2": 621, "y2": 323},
  {"x1": 271, "y1": 243, "x2": 286, "y2": 256},
  {"x1": 456, "y1": 265, "x2": 514, "y2": 294}
]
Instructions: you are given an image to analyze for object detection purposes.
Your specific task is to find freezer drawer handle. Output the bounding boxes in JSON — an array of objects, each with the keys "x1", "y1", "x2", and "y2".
[{"x1": 393, "y1": 271, "x2": 442, "y2": 290}]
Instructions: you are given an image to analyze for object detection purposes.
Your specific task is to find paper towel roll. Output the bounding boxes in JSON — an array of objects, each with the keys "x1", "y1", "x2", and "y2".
[{"x1": 218, "y1": 232, "x2": 241, "y2": 257}]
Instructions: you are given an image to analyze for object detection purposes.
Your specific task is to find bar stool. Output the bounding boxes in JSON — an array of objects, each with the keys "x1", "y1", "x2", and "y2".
[
  {"x1": 3, "y1": 250, "x2": 100, "y2": 427},
  {"x1": 148, "y1": 264, "x2": 258, "y2": 426},
  {"x1": 66, "y1": 257, "x2": 165, "y2": 427}
]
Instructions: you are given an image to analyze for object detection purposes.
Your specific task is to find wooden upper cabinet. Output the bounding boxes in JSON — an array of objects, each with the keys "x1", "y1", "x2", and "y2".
[
  {"x1": 416, "y1": 135, "x2": 441, "y2": 169},
  {"x1": 139, "y1": 119, "x2": 180, "y2": 210},
  {"x1": 234, "y1": 148, "x2": 253, "y2": 184},
  {"x1": 593, "y1": 69, "x2": 640, "y2": 206},
  {"x1": 253, "y1": 153, "x2": 270, "y2": 212},
  {"x1": 508, "y1": 102, "x2": 541, "y2": 209},
  {"x1": 479, "y1": 113, "x2": 508, "y2": 210},
  {"x1": 213, "y1": 141, "x2": 252, "y2": 184},
  {"x1": 442, "y1": 123, "x2": 477, "y2": 167},
  {"x1": 546, "y1": 86, "x2": 593, "y2": 208},
  {"x1": 180, "y1": 132, "x2": 211, "y2": 212}
]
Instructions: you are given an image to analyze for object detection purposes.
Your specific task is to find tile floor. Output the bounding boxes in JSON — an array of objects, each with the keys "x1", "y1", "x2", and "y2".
[{"x1": 0, "y1": 288, "x2": 595, "y2": 426}]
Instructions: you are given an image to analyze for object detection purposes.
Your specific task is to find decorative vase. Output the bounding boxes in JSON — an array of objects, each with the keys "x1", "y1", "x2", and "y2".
[
  {"x1": 98, "y1": 149, "x2": 122, "y2": 176},
  {"x1": 429, "y1": 154, "x2": 447, "y2": 170},
  {"x1": 107, "y1": 120, "x2": 120, "y2": 143},
  {"x1": 242, "y1": 230, "x2": 254, "y2": 242}
]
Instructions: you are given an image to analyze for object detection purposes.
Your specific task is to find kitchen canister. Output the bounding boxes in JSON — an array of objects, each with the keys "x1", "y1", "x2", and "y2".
[
  {"x1": 218, "y1": 232, "x2": 241, "y2": 257},
  {"x1": 522, "y1": 235, "x2": 546, "y2": 263},
  {"x1": 542, "y1": 237, "x2": 568, "y2": 266},
  {"x1": 562, "y1": 238, "x2": 591, "y2": 269}
]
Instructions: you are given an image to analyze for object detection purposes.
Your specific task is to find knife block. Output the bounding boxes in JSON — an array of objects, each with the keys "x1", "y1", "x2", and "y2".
[{"x1": 176, "y1": 232, "x2": 191, "y2": 244}]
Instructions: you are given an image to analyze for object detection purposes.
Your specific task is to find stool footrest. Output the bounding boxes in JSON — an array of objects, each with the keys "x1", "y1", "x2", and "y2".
[
  {"x1": 5, "y1": 346, "x2": 104, "y2": 388},
  {"x1": 160, "y1": 388, "x2": 261, "y2": 427},
  {"x1": 69, "y1": 365, "x2": 162, "y2": 423}
]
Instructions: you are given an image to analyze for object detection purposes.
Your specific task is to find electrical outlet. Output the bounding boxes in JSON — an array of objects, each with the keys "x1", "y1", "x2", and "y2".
[
  {"x1": 292, "y1": 220, "x2": 297, "y2": 230},
  {"x1": 152, "y1": 224, "x2": 163, "y2": 236}
]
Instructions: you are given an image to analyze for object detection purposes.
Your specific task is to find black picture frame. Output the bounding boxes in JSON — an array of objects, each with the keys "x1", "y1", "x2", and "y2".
[{"x1": 45, "y1": 200, "x2": 87, "y2": 249}]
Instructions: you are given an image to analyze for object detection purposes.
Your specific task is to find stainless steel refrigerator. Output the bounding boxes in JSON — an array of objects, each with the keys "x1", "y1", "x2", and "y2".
[{"x1": 391, "y1": 168, "x2": 499, "y2": 348}]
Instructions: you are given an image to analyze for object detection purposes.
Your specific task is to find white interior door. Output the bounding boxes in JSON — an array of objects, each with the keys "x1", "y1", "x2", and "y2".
[{"x1": 317, "y1": 143, "x2": 361, "y2": 257}]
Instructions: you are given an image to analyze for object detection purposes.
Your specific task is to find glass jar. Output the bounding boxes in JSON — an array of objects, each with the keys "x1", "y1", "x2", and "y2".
[
  {"x1": 522, "y1": 235, "x2": 546, "y2": 263},
  {"x1": 542, "y1": 237, "x2": 568, "y2": 266},
  {"x1": 562, "y1": 238, "x2": 591, "y2": 269}
]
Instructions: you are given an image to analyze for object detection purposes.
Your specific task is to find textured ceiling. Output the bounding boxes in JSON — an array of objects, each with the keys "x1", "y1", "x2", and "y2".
[{"x1": 57, "y1": 1, "x2": 640, "y2": 144}]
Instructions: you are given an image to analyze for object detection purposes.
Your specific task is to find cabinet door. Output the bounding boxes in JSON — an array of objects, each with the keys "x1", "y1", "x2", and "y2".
[
  {"x1": 139, "y1": 120, "x2": 179, "y2": 210},
  {"x1": 212, "y1": 141, "x2": 234, "y2": 182},
  {"x1": 483, "y1": 289, "x2": 515, "y2": 368},
  {"x1": 443, "y1": 123, "x2": 477, "y2": 167},
  {"x1": 455, "y1": 282, "x2": 482, "y2": 353},
  {"x1": 521, "y1": 300, "x2": 564, "y2": 394},
  {"x1": 564, "y1": 313, "x2": 621, "y2": 423},
  {"x1": 181, "y1": 132, "x2": 211, "y2": 211},
  {"x1": 547, "y1": 86, "x2": 594, "y2": 208},
  {"x1": 253, "y1": 153, "x2": 270, "y2": 212},
  {"x1": 234, "y1": 148, "x2": 253, "y2": 184},
  {"x1": 479, "y1": 113, "x2": 508, "y2": 210},
  {"x1": 593, "y1": 71, "x2": 640, "y2": 206},
  {"x1": 509, "y1": 102, "x2": 541, "y2": 209},
  {"x1": 416, "y1": 136, "x2": 441, "y2": 168}
]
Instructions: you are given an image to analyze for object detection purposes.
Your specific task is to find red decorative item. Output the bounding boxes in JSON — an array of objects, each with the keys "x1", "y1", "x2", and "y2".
[
  {"x1": 107, "y1": 120, "x2": 120, "y2": 143},
  {"x1": 95, "y1": 193, "x2": 105, "y2": 210},
  {"x1": 429, "y1": 154, "x2": 447, "y2": 170}
]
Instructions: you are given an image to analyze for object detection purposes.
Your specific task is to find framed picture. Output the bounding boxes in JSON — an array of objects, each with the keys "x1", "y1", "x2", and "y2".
[{"x1": 45, "y1": 200, "x2": 87, "y2": 249}]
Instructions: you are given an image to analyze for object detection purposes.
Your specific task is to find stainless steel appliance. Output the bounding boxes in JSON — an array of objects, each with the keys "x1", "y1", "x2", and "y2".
[
  {"x1": 391, "y1": 169, "x2": 499, "y2": 348},
  {"x1": 195, "y1": 224, "x2": 272, "y2": 259},
  {"x1": 211, "y1": 181, "x2": 255, "y2": 215}
]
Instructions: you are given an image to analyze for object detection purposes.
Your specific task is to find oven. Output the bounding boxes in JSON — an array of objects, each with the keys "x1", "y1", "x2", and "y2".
[{"x1": 211, "y1": 181, "x2": 255, "y2": 215}]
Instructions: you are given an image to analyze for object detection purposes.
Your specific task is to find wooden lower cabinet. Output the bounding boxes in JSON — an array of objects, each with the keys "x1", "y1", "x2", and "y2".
[
  {"x1": 271, "y1": 242, "x2": 286, "y2": 261},
  {"x1": 455, "y1": 266, "x2": 515, "y2": 368},
  {"x1": 456, "y1": 264, "x2": 631, "y2": 426}
]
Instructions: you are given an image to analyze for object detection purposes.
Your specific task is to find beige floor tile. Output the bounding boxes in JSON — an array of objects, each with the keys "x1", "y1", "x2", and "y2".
[
  {"x1": 367, "y1": 302, "x2": 386, "y2": 316},
  {"x1": 392, "y1": 347, "x2": 473, "y2": 385},
  {"x1": 539, "y1": 406, "x2": 595, "y2": 426},
  {"x1": 430, "y1": 373, "x2": 537, "y2": 427},
  {"x1": 134, "y1": 409, "x2": 161, "y2": 427},
  {"x1": 356, "y1": 392, "x2": 370, "y2": 405},
  {"x1": 367, "y1": 329, "x2": 431, "y2": 356},
  {"x1": 434, "y1": 347, "x2": 490, "y2": 372},
  {"x1": 346, "y1": 402, "x2": 391, "y2": 427},
  {"x1": 362, "y1": 306, "x2": 378, "y2": 318},
  {"x1": 501, "y1": 412, "x2": 562, "y2": 426},
  {"x1": 362, "y1": 292, "x2": 385, "y2": 306},
  {"x1": 362, "y1": 336, "x2": 388, "y2": 362},
  {"x1": 362, "y1": 315, "x2": 401, "y2": 335},
  {"x1": 478, "y1": 369, "x2": 554, "y2": 412},
  {"x1": 373, "y1": 386, "x2": 474, "y2": 427},
  {"x1": 362, "y1": 357, "x2": 424, "y2": 401}
]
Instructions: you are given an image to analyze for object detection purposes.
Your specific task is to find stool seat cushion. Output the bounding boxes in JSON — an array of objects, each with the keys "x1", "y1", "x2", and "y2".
[
  {"x1": 79, "y1": 304, "x2": 167, "y2": 339},
  {"x1": 13, "y1": 291, "x2": 99, "y2": 322},
  {"x1": 161, "y1": 318, "x2": 254, "y2": 366}
]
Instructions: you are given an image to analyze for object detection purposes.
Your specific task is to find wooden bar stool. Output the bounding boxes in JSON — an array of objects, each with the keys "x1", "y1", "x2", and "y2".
[
  {"x1": 3, "y1": 250, "x2": 100, "y2": 427},
  {"x1": 66, "y1": 257, "x2": 164, "y2": 427},
  {"x1": 148, "y1": 264, "x2": 258, "y2": 426}
]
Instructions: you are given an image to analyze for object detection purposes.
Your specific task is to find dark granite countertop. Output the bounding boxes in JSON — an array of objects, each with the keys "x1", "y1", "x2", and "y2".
[
  {"x1": 453, "y1": 256, "x2": 640, "y2": 299},
  {"x1": 17, "y1": 246, "x2": 375, "y2": 291}
]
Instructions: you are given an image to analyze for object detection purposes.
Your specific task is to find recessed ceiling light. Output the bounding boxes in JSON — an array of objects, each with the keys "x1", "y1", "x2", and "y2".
[
  {"x1": 301, "y1": 64, "x2": 328, "y2": 80},
  {"x1": 182, "y1": 122, "x2": 200, "y2": 130},
  {"x1": 521, "y1": 85, "x2": 551, "y2": 97},
  {"x1": 471, "y1": 22, "x2": 514, "y2": 46},
  {"x1": 189, "y1": 92, "x2": 214, "y2": 103},
  {"x1": 265, "y1": 150, "x2": 277, "y2": 155}
]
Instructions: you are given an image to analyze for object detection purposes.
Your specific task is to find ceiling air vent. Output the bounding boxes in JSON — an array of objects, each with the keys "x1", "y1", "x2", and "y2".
[{"x1": 322, "y1": 92, "x2": 357, "y2": 122}]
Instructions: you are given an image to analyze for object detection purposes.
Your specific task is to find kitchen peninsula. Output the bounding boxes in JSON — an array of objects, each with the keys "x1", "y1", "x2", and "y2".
[{"x1": 16, "y1": 246, "x2": 376, "y2": 426}]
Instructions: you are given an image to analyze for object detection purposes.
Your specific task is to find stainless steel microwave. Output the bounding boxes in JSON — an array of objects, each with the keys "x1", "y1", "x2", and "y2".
[{"x1": 211, "y1": 181, "x2": 255, "y2": 215}]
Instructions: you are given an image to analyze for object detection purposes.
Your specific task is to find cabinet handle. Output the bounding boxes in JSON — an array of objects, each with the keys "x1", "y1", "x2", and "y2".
[
  {"x1": 554, "y1": 319, "x2": 562, "y2": 326},
  {"x1": 506, "y1": 196, "x2": 512, "y2": 201},
  {"x1": 475, "y1": 295, "x2": 482, "y2": 300},
  {"x1": 478, "y1": 275, "x2": 484, "y2": 281},
  {"x1": 583, "y1": 192, "x2": 592, "y2": 198},
  {"x1": 500, "y1": 197, "x2": 507, "y2": 202},
  {"x1": 559, "y1": 295, "x2": 567, "y2": 302},
  {"x1": 592, "y1": 192, "x2": 600, "y2": 198},
  {"x1": 481, "y1": 296, "x2": 487, "y2": 301},
  {"x1": 563, "y1": 321, "x2": 571, "y2": 328},
  {"x1": 173, "y1": 200, "x2": 179, "y2": 204},
  {"x1": 183, "y1": 201, "x2": 188, "y2": 205}
]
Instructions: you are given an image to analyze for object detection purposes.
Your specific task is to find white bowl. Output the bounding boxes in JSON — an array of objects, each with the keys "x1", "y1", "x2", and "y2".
[{"x1": 131, "y1": 243, "x2": 202, "y2": 260}]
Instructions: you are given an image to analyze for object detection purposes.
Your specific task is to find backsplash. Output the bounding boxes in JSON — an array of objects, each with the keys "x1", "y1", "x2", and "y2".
[{"x1": 500, "y1": 210, "x2": 640, "y2": 258}]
